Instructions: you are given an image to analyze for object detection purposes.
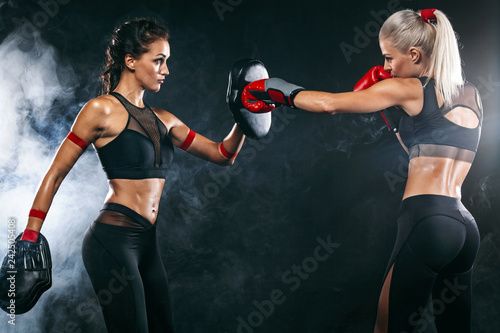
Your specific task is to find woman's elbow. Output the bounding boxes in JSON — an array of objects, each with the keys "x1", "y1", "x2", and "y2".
[
  {"x1": 318, "y1": 99, "x2": 338, "y2": 115},
  {"x1": 40, "y1": 169, "x2": 68, "y2": 194},
  {"x1": 215, "y1": 157, "x2": 235, "y2": 167}
]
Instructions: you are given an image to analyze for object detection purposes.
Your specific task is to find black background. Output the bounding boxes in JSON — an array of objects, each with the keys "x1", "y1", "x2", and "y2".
[{"x1": 0, "y1": 0, "x2": 499, "y2": 332}]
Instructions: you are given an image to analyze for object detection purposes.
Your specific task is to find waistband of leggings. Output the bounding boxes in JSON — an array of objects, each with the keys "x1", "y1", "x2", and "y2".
[
  {"x1": 398, "y1": 194, "x2": 470, "y2": 224},
  {"x1": 101, "y1": 202, "x2": 155, "y2": 229},
  {"x1": 400, "y1": 194, "x2": 463, "y2": 210}
]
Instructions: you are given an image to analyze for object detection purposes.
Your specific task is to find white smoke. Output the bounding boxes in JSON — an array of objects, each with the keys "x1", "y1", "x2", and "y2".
[{"x1": 0, "y1": 29, "x2": 107, "y2": 332}]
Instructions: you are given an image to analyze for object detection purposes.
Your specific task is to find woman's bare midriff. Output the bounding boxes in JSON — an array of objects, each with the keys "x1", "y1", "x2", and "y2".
[
  {"x1": 403, "y1": 156, "x2": 472, "y2": 200},
  {"x1": 105, "y1": 178, "x2": 166, "y2": 224}
]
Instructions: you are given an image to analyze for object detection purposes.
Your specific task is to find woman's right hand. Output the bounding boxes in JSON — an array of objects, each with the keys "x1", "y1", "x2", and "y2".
[{"x1": 242, "y1": 78, "x2": 305, "y2": 112}]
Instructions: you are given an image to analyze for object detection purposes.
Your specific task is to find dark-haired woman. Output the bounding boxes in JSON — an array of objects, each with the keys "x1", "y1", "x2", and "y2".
[{"x1": 19, "y1": 18, "x2": 244, "y2": 332}]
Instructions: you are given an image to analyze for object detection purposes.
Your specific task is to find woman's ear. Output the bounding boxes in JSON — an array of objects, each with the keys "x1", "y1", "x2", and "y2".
[
  {"x1": 409, "y1": 47, "x2": 422, "y2": 64},
  {"x1": 124, "y1": 54, "x2": 136, "y2": 71}
]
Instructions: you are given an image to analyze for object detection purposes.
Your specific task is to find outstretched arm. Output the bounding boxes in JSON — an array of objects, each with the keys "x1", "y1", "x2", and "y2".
[
  {"x1": 157, "y1": 109, "x2": 245, "y2": 166},
  {"x1": 294, "y1": 78, "x2": 419, "y2": 114},
  {"x1": 243, "y1": 76, "x2": 423, "y2": 116}
]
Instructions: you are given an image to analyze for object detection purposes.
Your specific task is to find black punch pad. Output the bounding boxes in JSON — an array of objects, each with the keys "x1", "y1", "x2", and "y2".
[
  {"x1": 0, "y1": 233, "x2": 52, "y2": 314},
  {"x1": 226, "y1": 58, "x2": 272, "y2": 140}
]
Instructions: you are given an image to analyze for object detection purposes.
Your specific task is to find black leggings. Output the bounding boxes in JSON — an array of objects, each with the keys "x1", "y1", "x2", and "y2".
[
  {"x1": 82, "y1": 203, "x2": 174, "y2": 333},
  {"x1": 376, "y1": 195, "x2": 480, "y2": 333}
]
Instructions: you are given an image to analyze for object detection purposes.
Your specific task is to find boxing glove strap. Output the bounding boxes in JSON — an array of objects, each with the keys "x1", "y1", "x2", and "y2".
[
  {"x1": 219, "y1": 142, "x2": 237, "y2": 159},
  {"x1": 67, "y1": 131, "x2": 89, "y2": 150},
  {"x1": 179, "y1": 129, "x2": 196, "y2": 151},
  {"x1": 29, "y1": 209, "x2": 47, "y2": 221},
  {"x1": 265, "y1": 78, "x2": 305, "y2": 108}
]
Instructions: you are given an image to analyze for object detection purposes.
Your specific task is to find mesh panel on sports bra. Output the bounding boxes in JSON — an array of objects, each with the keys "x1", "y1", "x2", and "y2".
[
  {"x1": 127, "y1": 107, "x2": 162, "y2": 167},
  {"x1": 442, "y1": 84, "x2": 482, "y2": 129},
  {"x1": 111, "y1": 92, "x2": 166, "y2": 167},
  {"x1": 407, "y1": 82, "x2": 482, "y2": 163},
  {"x1": 409, "y1": 144, "x2": 476, "y2": 162}
]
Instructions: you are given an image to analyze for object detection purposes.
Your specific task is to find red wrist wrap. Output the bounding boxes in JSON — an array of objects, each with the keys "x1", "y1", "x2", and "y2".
[
  {"x1": 179, "y1": 129, "x2": 196, "y2": 151},
  {"x1": 220, "y1": 142, "x2": 237, "y2": 159},
  {"x1": 67, "y1": 131, "x2": 89, "y2": 150},
  {"x1": 21, "y1": 229, "x2": 39, "y2": 242},
  {"x1": 29, "y1": 209, "x2": 47, "y2": 221}
]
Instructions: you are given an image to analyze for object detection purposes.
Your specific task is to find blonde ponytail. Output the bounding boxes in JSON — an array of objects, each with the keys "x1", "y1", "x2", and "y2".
[
  {"x1": 427, "y1": 9, "x2": 463, "y2": 106},
  {"x1": 379, "y1": 9, "x2": 463, "y2": 106}
]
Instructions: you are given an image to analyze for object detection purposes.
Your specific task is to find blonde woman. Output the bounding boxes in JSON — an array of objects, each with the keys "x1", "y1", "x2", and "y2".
[{"x1": 242, "y1": 8, "x2": 482, "y2": 333}]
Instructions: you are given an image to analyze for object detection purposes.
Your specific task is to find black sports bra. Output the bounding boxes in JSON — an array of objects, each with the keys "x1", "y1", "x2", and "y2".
[
  {"x1": 398, "y1": 77, "x2": 482, "y2": 162},
  {"x1": 96, "y1": 92, "x2": 174, "y2": 179}
]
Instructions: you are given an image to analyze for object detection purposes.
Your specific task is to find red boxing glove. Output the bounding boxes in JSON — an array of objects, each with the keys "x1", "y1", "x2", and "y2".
[
  {"x1": 353, "y1": 66, "x2": 392, "y2": 91},
  {"x1": 354, "y1": 66, "x2": 399, "y2": 132},
  {"x1": 241, "y1": 79, "x2": 275, "y2": 113},
  {"x1": 242, "y1": 78, "x2": 305, "y2": 113}
]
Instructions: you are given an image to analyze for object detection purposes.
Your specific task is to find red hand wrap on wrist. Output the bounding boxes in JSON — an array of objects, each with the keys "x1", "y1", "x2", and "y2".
[
  {"x1": 421, "y1": 8, "x2": 437, "y2": 24},
  {"x1": 220, "y1": 142, "x2": 237, "y2": 159},
  {"x1": 179, "y1": 129, "x2": 196, "y2": 151},
  {"x1": 29, "y1": 209, "x2": 47, "y2": 221},
  {"x1": 67, "y1": 131, "x2": 89, "y2": 150},
  {"x1": 21, "y1": 229, "x2": 39, "y2": 242}
]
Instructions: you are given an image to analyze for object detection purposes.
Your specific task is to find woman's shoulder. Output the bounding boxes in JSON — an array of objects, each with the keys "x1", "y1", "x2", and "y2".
[
  {"x1": 396, "y1": 77, "x2": 425, "y2": 87},
  {"x1": 375, "y1": 77, "x2": 423, "y2": 92},
  {"x1": 376, "y1": 77, "x2": 424, "y2": 117},
  {"x1": 79, "y1": 94, "x2": 124, "y2": 117},
  {"x1": 150, "y1": 107, "x2": 186, "y2": 132},
  {"x1": 150, "y1": 107, "x2": 179, "y2": 123},
  {"x1": 86, "y1": 94, "x2": 120, "y2": 112},
  {"x1": 150, "y1": 106, "x2": 169, "y2": 115}
]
